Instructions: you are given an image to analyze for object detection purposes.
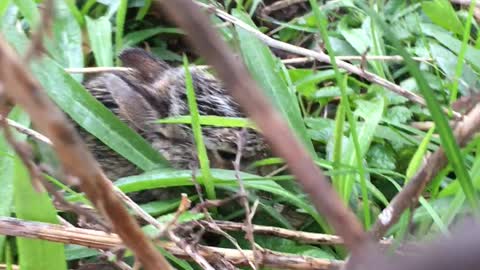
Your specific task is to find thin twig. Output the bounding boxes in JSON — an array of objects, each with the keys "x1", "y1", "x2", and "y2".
[
  {"x1": 281, "y1": 56, "x2": 433, "y2": 65},
  {"x1": 166, "y1": 229, "x2": 216, "y2": 270},
  {"x1": 0, "y1": 114, "x2": 52, "y2": 144},
  {"x1": 200, "y1": 220, "x2": 343, "y2": 245},
  {"x1": 111, "y1": 177, "x2": 215, "y2": 270},
  {"x1": 77, "y1": 54, "x2": 432, "y2": 76},
  {"x1": 160, "y1": 194, "x2": 191, "y2": 236},
  {"x1": 233, "y1": 129, "x2": 258, "y2": 269}
]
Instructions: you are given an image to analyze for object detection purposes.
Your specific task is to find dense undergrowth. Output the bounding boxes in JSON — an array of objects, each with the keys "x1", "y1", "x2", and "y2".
[{"x1": 1, "y1": 0, "x2": 480, "y2": 269}]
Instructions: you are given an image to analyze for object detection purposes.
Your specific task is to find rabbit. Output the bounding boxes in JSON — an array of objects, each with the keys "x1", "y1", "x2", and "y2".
[{"x1": 80, "y1": 48, "x2": 268, "y2": 179}]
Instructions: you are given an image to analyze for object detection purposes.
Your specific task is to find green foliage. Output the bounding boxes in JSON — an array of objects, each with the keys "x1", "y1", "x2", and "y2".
[
  {"x1": 421, "y1": 0, "x2": 464, "y2": 36},
  {"x1": 86, "y1": 16, "x2": 113, "y2": 66},
  {"x1": 361, "y1": 2, "x2": 478, "y2": 212},
  {"x1": 158, "y1": 115, "x2": 256, "y2": 129}
]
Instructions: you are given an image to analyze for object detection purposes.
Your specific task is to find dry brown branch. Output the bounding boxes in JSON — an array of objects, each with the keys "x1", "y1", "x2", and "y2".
[
  {"x1": 113, "y1": 170, "x2": 214, "y2": 268},
  {"x1": 370, "y1": 101, "x2": 480, "y2": 239},
  {"x1": 201, "y1": 220, "x2": 344, "y2": 245},
  {"x1": 194, "y1": 2, "x2": 462, "y2": 119},
  {"x1": 0, "y1": 35, "x2": 173, "y2": 270},
  {"x1": 177, "y1": 172, "x2": 223, "y2": 269},
  {"x1": 0, "y1": 217, "x2": 343, "y2": 270},
  {"x1": 152, "y1": 0, "x2": 373, "y2": 257}
]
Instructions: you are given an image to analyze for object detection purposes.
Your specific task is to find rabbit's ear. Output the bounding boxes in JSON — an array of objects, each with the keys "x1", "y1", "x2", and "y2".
[
  {"x1": 103, "y1": 74, "x2": 159, "y2": 132},
  {"x1": 119, "y1": 48, "x2": 170, "y2": 83}
]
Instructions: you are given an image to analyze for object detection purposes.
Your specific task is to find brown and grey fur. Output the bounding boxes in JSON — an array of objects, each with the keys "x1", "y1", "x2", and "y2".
[{"x1": 80, "y1": 48, "x2": 268, "y2": 179}]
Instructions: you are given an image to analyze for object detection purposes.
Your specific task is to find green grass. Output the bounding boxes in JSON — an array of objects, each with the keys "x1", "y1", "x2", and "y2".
[{"x1": 360, "y1": 2, "x2": 478, "y2": 212}]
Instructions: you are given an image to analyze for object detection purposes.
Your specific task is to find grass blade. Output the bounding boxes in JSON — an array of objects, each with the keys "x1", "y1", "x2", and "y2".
[
  {"x1": 62, "y1": 0, "x2": 84, "y2": 26},
  {"x1": 86, "y1": 16, "x2": 113, "y2": 67},
  {"x1": 12, "y1": 0, "x2": 39, "y2": 27},
  {"x1": 52, "y1": 0, "x2": 83, "y2": 82},
  {"x1": 123, "y1": 27, "x2": 182, "y2": 49},
  {"x1": 183, "y1": 56, "x2": 215, "y2": 200},
  {"x1": 114, "y1": 169, "x2": 329, "y2": 230},
  {"x1": 450, "y1": 0, "x2": 477, "y2": 104},
  {"x1": 115, "y1": 0, "x2": 127, "y2": 65},
  {"x1": 135, "y1": 0, "x2": 152, "y2": 20},
  {"x1": 0, "y1": 0, "x2": 11, "y2": 18},
  {"x1": 14, "y1": 156, "x2": 67, "y2": 270},
  {"x1": 157, "y1": 115, "x2": 256, "y2": 129}
]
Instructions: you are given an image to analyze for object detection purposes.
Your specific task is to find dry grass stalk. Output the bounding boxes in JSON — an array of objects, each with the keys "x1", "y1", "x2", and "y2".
[{"x1": 0, "y1": 217, "x2": 343, "y2": 270}]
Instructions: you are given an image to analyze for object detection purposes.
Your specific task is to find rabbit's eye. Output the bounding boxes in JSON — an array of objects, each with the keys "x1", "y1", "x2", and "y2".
[{"x1": 217, "y1": 149, "x2": 237, "y2": 161}]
